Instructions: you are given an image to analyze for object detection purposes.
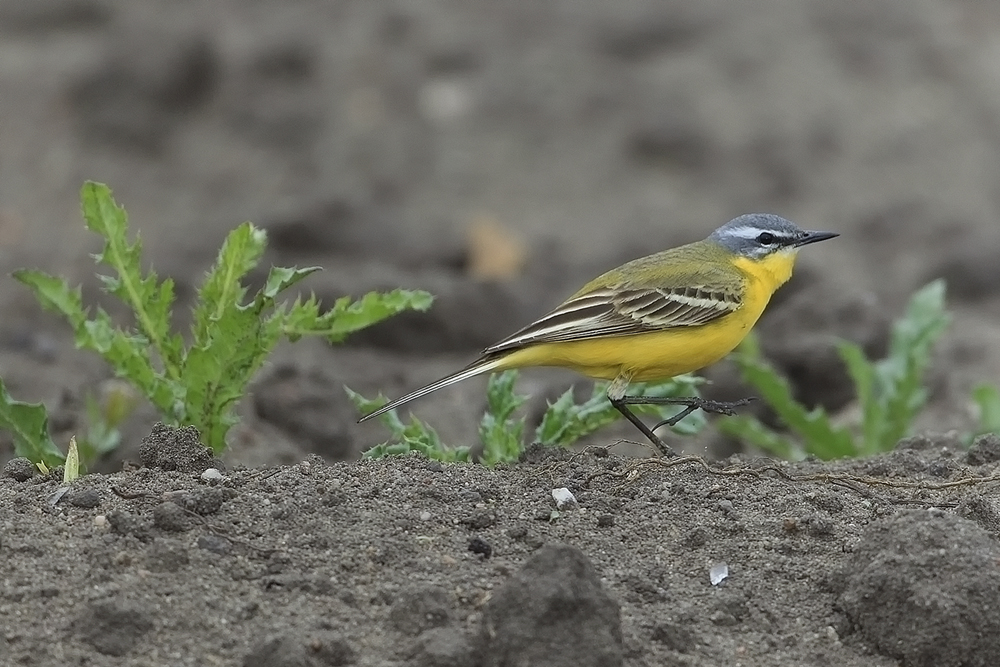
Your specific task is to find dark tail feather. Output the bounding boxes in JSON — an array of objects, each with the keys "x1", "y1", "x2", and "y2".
[{"x1": 357, "y1": 355, "x2": 505, "y2": 423}]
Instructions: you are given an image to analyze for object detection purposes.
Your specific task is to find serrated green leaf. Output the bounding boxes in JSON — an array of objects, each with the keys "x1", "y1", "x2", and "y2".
[
  {"x1": 352, "y1": 370, "x2": 707, "y2": 463},
  {"x1": 349, "y1": 386, "x2": 463, "y2": 461},
  {"x1": 0, "y1": 378, "x2": 64, "y2": 467},
  {"x1": 479, "y1": 371, "x2": 527, "y2": 465},
  {"x1": 727, "y1": 281, "x2": 949, "y2": 460},
  {"x1": 279, "y1": 295, "x2": 323, "y2": 343},
  {"x1": 400, "y1": 413, "x2": 445, "y2": 450},
  {"x1": 80, "y1": 313, "x2": 180, "y2": 417},
  {"x1": 535, "y1": 384, "x2": 617, "y2": 447},
  {"x1": 485, "y1": 370, "x2": 527, "y2": 420},
  {"x1": 297, "y1": 290, "x2": 433, "y2": 343},
  {"x1": 345, "y1": 385, "x2": 404, "y2": 430},
  {"x1": 191, "y1": 221, "x2": 267, "y2": 348},
  {"x1": 345, "y1": 386, "x2": 387, "y2": 415},
  {"x1": 12, "y1": 271, "x2": 89, "y2": 329},
  {"x1": 263, "y1": 266, "x2": 322, "y2": 300},
  {"x1": 535, "y1": 387, "x2": 587, "y2": 445},
  {"x1": 80, "y1": 182, "x2": 182, "y2": 376},
  {"x1": 183, "y1": 306, "x2": 280, "y2": 452}
]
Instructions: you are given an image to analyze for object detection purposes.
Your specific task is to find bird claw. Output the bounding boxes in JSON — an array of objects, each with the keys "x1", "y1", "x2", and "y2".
[{"x1": 697, "y1": 396, "x2": 756, "y2": 416}]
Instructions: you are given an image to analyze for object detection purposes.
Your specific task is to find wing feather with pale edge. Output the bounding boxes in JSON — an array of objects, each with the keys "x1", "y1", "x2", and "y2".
[{"x1": 483, "y1": 279, "x2": 744, "y2": 354}]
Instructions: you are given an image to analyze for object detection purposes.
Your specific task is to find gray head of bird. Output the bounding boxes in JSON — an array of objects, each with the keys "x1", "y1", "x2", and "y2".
[{"x1": 708, "y1": 214, "x2": 838, "y2": 259}]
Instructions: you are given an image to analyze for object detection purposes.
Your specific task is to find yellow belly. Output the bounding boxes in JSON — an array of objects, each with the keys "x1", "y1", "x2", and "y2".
[{"x1": 496, "y1": 285, "x2": 770, "y2": 382}]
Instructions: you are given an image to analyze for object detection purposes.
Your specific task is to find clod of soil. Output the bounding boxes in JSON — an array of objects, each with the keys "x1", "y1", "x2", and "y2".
[
  {"x1": 477, "y1": 543, "x2": 624, "y2": 667},
  {"x1": 242, "y1": 633, "x2": 356, "y2": 667},
  {"x1": 3, "y1": 456, "x2": 35, "y2": 482},
  {"x1": 72, "y1": 601, "x2": 155, "y2": 657},
  {"x1": 138, "y1": 422, "x2": 217, "y2": 473},
  {"x1": 965, "y1": 433, "x2": 1000, "y2": 466},
  {"x1": 838, "y1": 510, "x2": 1000, "y2": 667}
]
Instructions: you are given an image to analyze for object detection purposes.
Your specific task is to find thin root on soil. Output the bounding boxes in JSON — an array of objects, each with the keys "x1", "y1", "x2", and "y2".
[{"x1": 570, "y1": 445, "x2": 1000, "y2": 509}]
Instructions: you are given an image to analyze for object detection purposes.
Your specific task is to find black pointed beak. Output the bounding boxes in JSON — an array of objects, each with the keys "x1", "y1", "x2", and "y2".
[{"x1": 795, "y1": 230, "x2": 839, "y2": 247}]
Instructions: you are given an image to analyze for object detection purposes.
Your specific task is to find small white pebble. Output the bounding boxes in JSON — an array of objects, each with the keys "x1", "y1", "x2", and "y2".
[
  {"x1": 710, "y1": 562, "x2": 729, "y2": 586},
  {"x1": 201, "y1": 468, "x2": 224, "y2": 482},
  {"x1": 551, "y1": 488, "x2": 577, "y2": 510},
  {"x1": 419, "y1": 511, "x2": 432, "y2": 521},
  {"x1": 94, "y1": 515, "x2": 108, "y2": 528}
]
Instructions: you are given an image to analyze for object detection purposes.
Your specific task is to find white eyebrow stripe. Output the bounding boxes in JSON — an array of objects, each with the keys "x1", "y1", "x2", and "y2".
[{"x1": 723, "y1": 226, "x2": 795, "y2": 241}]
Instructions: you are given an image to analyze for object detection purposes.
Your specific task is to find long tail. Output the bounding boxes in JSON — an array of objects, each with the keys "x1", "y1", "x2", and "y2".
[{"x1": 357, "y1": 355, "x2": 507, "y2": 423}]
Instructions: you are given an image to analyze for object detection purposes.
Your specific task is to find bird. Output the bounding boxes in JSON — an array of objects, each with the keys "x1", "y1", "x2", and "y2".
[{"x1": 358, "y1": 214, "x2": 838, "y2": 456}]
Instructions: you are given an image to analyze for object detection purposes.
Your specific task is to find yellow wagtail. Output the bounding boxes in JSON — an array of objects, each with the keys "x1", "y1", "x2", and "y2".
[{"x1": 359, "y1": 214, "x2": 838, "y2": 455}]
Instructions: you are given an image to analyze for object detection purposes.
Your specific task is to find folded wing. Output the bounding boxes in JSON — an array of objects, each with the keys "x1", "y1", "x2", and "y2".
[{"x1": 484, "y1": 282, "x2": 743, "y2": 354}]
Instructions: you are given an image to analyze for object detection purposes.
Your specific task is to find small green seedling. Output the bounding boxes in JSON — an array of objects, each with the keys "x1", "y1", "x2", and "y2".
[
  {"x1": 347, "y1": 387, "x2": 471, "y2": 462},
  {"x1": 63, "y1": 436, "x2": 80, "y2": 484},
  {"x1": 477, "y1": 370, "x2": 527, "y2": 465},
  {"x1": 352, "y1": 371, "x2": 706, "y2": 465},
  {"x1": 15, "y1": 182, "x2": 432, "y2": 456},
  {"x1": 720, "y1": 279, "x2": 950, "y2": 459}
]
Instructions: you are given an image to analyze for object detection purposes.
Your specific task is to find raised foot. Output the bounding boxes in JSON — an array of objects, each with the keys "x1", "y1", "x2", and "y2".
[
  {"x1": 664, "y1": 396, "x2": 756, "y2": 417},
  {"x1": 609, "y1": 394, "x2": 756, "y2": 458},
  {"x1": 646, "y1": 396, "x2": 757, "y2": 432}
]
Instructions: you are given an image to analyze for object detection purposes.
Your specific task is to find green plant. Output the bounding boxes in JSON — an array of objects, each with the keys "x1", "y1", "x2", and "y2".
[
  {"x1": 351, "y1": 371, "x2": 706, "y2": 464},
  {"x1": 534, "y1": 373, "x2": 706, "y2": 447},
  {"x1": 346, "y1": 387, "x2": 470, "y2": 462},
  {"x1": 14, "y1": 182, "x2": 432, "y2": 456},
  {"x1": 76, "y1": 380, "x2": 139, "y2": 465},
  {"x1": 477, "y1": 370, "x2": 527, "y2": 465},
  {"x1": 969, "y1": 383, "x2": 1000, "y2": 441},
  {"x1": 720, "y1": 279, "x2": 950, "y2": 459},
  {"x1": 0, "y1": 378, "x2": 64, "y2": 468}
]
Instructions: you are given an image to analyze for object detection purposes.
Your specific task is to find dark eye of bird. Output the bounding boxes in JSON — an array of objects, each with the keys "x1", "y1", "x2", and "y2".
[{"x1": 756, "y1": 232, "x2": 776, "y2": 245}]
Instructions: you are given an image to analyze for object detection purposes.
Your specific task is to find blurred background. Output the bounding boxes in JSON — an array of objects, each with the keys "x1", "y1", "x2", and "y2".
[{"x1": 2, "y1": 0, "x2": 1000, "y2": 467}]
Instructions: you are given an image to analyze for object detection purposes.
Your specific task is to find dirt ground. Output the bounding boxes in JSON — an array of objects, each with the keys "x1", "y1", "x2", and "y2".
[{"x1": 4, "y1": 0, "x2": 1000, "y2": 665}]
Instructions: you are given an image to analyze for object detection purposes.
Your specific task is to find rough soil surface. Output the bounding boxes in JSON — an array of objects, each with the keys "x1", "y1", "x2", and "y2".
[
  {"x1": 5, "y1": 429, "x2": 1000, "y2": 666},
  {"x1": 4, "y1": 0, "x2": 1000, "y2": 665}
]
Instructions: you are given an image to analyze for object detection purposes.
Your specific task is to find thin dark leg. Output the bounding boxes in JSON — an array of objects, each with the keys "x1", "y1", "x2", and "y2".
[
  {"x1": 623, "y1": 395, "x2": 756, "y2": 430},
  {"x1": 610, "y1": 395, "x2": 756, "y2": 456},
  {"x1": 609, "y1": 396, "x2": 676, "y2": 457}
]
